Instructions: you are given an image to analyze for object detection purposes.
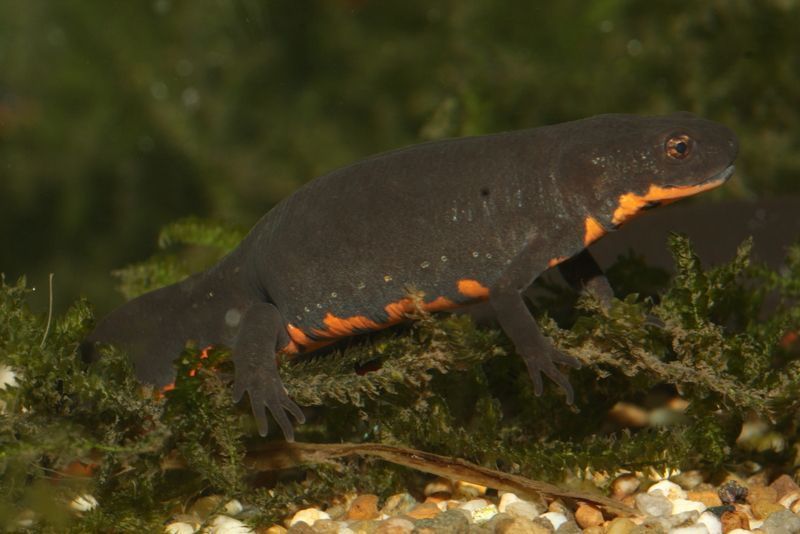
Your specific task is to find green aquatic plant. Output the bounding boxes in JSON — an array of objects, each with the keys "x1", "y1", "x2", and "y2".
[{"x1": 1, "y1": 219, "x2": 799, "y2": 530}]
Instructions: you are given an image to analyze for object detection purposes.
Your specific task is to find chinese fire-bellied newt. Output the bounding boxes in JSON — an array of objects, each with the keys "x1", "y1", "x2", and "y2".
[{"x1": 83, "y1": 113, "x2": 739, "y2": 440}]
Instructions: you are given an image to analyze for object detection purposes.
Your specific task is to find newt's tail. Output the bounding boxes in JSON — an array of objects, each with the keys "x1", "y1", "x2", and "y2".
[{"x1": 81, "y1": 280, "x2": 197, "y2": 387}]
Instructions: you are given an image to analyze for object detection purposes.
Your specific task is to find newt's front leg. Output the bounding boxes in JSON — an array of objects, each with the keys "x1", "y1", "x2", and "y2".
[
  {"x1": 231, "y1": 302, "x2": 305, "y2": 440},
  {"x1": 490, "y1": 239, "x2": 582, "y2": 403}
]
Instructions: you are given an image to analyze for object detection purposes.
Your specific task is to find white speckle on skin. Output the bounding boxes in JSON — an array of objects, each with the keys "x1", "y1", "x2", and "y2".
[
  {"x1": 207, "y1": 291, "x2": 214, "y2": 299},
  {"x1": 420, "y1": 261, "x2": 430, "y2": 269},
  {"x1": 441, "y1": 256, "x2": 448, "y2": 263},
  {"x1": 485, "y1": 253, "x2": 493, "y2": 259},
  {"x1": 451, "y1": 202, "x2": 459, "y2": 222},
  {"x1": 472, "y1": 251, "x2": 479, "y2": 258},
  {"x1": 316, "y1": 303, "x2": 323, "y2": 308},
  {"x1": 330, "y1": 292, "x2": 337, "y2": 298},
  {"x1": 384, "y1": 275, "x2": 393, "y2": 283},
  {"x1": 304, "y1": 306, "x2": 310, "y2": 313},
  {"x1": 515, "y1": 189, "x2": 523, "y2": 208},
  {"x1": 356, "y1": 281, "x2": 366, "y2": 289},
  {"x1": 482, "y1": 199, "x2": 491, "y2": 217},
  {"x1": 224, "y1": 308, "x2": 241, "y2": 328}
]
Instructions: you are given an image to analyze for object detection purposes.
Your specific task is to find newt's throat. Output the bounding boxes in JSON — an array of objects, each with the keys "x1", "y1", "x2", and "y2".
[{"x1": 611, "y1": 165, "x2": 734, "y2": 226}]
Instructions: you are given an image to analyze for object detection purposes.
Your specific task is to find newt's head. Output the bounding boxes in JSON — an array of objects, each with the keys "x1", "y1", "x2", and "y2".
[{"x1": 557, "y1": 112, "x2": 739, "y2": 244}]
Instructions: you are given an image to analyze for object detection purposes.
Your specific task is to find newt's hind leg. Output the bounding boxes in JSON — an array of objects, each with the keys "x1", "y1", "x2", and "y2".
[{"x1": 231, "y1": 302, "x2": 305, "y2": 440}]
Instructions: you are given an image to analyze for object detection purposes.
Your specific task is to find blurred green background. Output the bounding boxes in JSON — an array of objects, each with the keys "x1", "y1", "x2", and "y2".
[{"x1": 1, "y1": 0, "x2": 799, "y2": 314}]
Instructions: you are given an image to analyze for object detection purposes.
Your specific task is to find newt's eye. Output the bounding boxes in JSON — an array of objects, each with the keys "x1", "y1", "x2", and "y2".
[{"x1": 666, "y1": 134, "x2": 692, "y2": 160}]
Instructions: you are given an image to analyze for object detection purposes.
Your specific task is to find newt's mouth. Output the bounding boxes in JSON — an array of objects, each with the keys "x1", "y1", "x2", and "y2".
[{"x1": 612, "y1": 164, "x2": 735, "y2": 226}]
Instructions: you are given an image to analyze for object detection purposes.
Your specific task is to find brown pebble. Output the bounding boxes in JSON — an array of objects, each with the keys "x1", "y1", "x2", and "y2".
[
  {"x1": 575, "y1": 502, "x2": 603, "y2": 528},
  {"x1": 423, "y1": 492, "x2": 450, "y2": 504},
  {"x1": 606, "y1": 517, "x2": 637, "y2": 534},
  {"x1": 380, "y1": 493, "x2": 417, "y2": 517},
  {"x1": 751, "y1": 499, "x2": 785, "y2": 519},
  {"x1": 720, "y1": 510, "x2": 750, "y2": 532},
  {"x1": 548, "y1": 499, "x2": 569, "y2": 514},
  {"x1": 424, "y1": 477, "x2": 453, "y2": 497},
  {"x1": 374, "y1": 517, "x2": 415, "y2": 534},
  {"x1": 261, "y1": 526, "x2": 288, "y2": 534},
  {"x1": 610, "y1": 474, "x2": 641, "y2": 500},
  {"x1": 582, "y1": 526, "x2": 605, "y2": 534},
  {"x1": 453, "y1": 480, "x2": 486, "y2": 499},
  {"x1": 770, "y1": 474, "x2": 800, "y2": 499},
  {"x1": 608, "y1": 401, "x2": 649, "y2": 427},
  {"x1": 686, "y1": 490, "x2": 722, "y2": 507},
  {"x1": 495, "y1": 516, "x2": 552, "y2": 534},
  {"x1": 345, "y1": 494, "x2": 379, "y2": 520},
  {"x1": 286, "y1": 522, "x2": 315, "y2": 534},
  {"x1": 406, "y1": 502, "x2": 441, "y2": 520},
  {"x1": 747, "y1": 484, "x2": 778, "y2": 505}
]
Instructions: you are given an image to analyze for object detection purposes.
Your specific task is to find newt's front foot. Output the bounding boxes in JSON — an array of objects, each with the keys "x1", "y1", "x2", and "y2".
[{"x1": 519, "y1": 343, "x2": 581, "y2": 404}]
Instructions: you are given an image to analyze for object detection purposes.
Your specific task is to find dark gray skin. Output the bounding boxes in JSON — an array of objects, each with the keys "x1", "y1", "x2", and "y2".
[{"x1": 84, "y1": 113, "x2": 739, "y2": 440}]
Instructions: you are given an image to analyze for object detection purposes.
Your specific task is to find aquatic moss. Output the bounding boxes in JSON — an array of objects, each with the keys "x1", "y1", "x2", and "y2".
[{"x1": 1, "y1": 220, "x2": 799, "y2": 530}]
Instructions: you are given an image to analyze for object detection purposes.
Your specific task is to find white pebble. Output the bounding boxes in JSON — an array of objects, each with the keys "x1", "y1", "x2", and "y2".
[
  {"x1": 670, "y1": 526, "x2": 709, "y2": 534},
  {"x1": 696, "y1": 511, "x2": 722, "y2": 534},
  {"x1": 459, "y1": 498, "x2": 489, "y2": 512},
  {"x1": 164, "y1": 522, "x2": 197, "y2": 534},
  {"x1": 470, "y1": 503, "x2": 498, "y2": 524},
  {"x1": 505, "y1": 500, "x2": 542, "y2": 520},
  {"x1": 635, "y1": 492, "x2": 673, "y2": 516},
  {"x1": 223, "y1": 500, "x2": 243, "y2": 516},
  {"x1": 671, "y1": 498, "x2": 706, "y2": 515},
  {"x1": 204, "y1": 515, "x2": 253, "y2": 533},
  {"x1": 727, "y1": 530, "x2": 754, "y2": 534},
  {"x1": 540, "y1": 511, "x2": 567, "y2": 530},
  {"x1": 69, "y1": 494, "x2": 98, "y2": 512},
  {"x1": 648, "y1": 479, "x2": 687, "y2": 500},
  {"x1": 0, "y1": 364, "x2": 18, "y2": 389},
  {"x1": 288, "y1": 508, "x2": 330, "y2": 527},
  {"x1": 498, "y1": 492, "x2": 520, "y2": 513},
  {"x1": 336, "y1": 528, "x2": 355, "y2": 534}
]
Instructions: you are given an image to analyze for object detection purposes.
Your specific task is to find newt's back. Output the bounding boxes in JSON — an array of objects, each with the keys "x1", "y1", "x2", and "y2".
[{"x1": 247, "y1": 114, "x2": 737, "y2": 347}]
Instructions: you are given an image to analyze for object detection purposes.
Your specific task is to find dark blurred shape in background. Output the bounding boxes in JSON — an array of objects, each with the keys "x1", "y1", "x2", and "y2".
[{"x1": 1, "y1": 1, "x2": 799, "y2": 312}]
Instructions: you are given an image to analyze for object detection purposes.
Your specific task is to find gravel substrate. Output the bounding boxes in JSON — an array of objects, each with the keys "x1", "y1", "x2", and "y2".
[{"x1": 163, "y1": 471, "x2": 800, "y2": 533}]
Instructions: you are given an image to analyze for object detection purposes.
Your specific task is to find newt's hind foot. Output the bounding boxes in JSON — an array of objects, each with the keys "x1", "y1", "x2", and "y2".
[
  {"x1": 232, "y1": 302, "x2": 305, "y2": 440},
  {"x1": 232, "y1": 370, "x2": 305, "y2": 440}
]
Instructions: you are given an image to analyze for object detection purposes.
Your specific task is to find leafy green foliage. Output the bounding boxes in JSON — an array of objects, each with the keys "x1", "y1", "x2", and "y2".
[
  {"x1": 113, "y1": 217, "x2": 245, "y2": 299},
  {"x1": 2, "y1": 221, "x2": 800, "y2": 530}
]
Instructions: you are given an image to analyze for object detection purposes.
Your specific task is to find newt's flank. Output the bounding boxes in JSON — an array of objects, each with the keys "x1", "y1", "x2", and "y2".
[{"x1": 83, "y1": 113, "x2": 738, "y2": 440}]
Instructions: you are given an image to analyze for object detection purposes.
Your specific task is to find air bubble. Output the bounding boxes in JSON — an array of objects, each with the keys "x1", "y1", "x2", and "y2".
[{"x1": 225, "y1": 309, "x2": 242, "y2": 327}]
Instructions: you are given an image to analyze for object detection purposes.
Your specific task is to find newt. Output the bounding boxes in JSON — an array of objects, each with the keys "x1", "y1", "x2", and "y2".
[{"x1": 83, "y1": 113, "x2": 739, "y2": 440}]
